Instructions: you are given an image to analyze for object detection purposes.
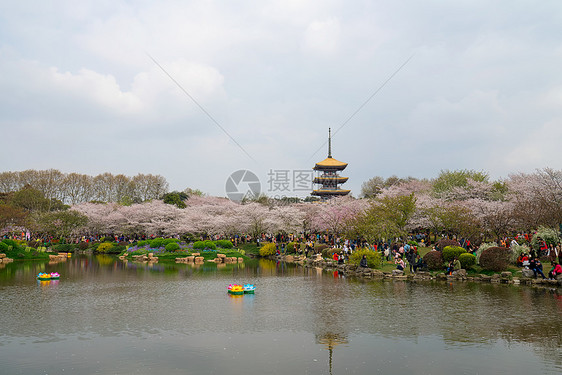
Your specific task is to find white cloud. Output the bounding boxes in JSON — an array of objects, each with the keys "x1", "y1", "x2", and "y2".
[
  {"x1": 302, "y1": 18, "x2": 341, "y2": 55},
  {"x1": 1, "y1": 0, "x2": 561, "y2": 196}
]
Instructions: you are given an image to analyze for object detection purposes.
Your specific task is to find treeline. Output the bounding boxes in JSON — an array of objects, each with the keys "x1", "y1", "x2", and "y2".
[{"x1": 0, "y1": 169, "x2": 169, "y2": 205}]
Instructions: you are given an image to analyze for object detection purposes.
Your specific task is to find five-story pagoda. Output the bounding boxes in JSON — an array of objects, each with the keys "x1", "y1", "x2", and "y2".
[{"x1": 311, "y1": 128, "x2": 350, "y2": 199}]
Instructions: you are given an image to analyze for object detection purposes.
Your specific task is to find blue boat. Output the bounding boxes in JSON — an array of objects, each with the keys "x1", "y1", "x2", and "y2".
[{"x1": 243, "y1": 284, "x2": 255, "y2": 294}]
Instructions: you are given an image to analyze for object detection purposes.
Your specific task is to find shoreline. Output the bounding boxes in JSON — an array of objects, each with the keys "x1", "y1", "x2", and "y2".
[{"x1": 275, "y1": 254, "x2": 562, "y2": 288}]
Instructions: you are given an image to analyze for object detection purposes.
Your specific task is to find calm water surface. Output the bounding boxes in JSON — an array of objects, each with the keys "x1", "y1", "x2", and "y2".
[{"x1": 0, "y1": 255, "x2": 561, "y2": 375}]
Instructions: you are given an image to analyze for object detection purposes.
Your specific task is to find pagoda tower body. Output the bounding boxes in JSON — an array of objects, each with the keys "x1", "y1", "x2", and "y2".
[{"x1": 311, "y1": 128, "x2": 350, "y2": 199}]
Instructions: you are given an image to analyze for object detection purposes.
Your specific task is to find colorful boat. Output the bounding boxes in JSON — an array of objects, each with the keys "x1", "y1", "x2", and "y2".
[
  {"x1": 227, "y1": 284, "x2": 244, "y2": 295},
  {"x1": 37, "y1": 272, "x2": 51, "y2": 281},
  {"x1": 49, "y1": 272, "x2": 60, "y2": 280},
  {"x1": 243, "y1": 284, "x2": 255, "y2": 294}
]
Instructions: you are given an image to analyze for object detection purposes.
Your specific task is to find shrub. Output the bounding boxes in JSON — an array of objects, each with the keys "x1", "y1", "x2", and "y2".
[
  {"x1": 2, "y1": 239, "x2": 20, "y2": 251},
  {"x1": 423, "y1": 250, "x2": 444, "y2": 270},
  {"x1": 215, "y1": 240, "x2": 234, "y2": 249},
  {"x1": 0, "y1": 242, "x2": 8, "y2": 252},
  {"x1": 315, "y1": 244, "x2": 329, "y2": 253},
  {"x1": 350, "y1": 248, "x2": 381, "y2": 268},
  {"x1": 442, "y1": 246, "x2": 467, "y2": 262},
  {"x1": 509, "y1": 244, "x2": 530, "y2": 264},
  {"x1": 96, "y1": 242, "x2": 114, "y2": 253},
  {"x1": 322, "y1": 247, "x2": 339, "y2": 259},
  {"x1": 459, "y1": 253, "x2": 476, "y2": 269},
  {"x1": 259, "y1": 243, "x2": 277, "y2": 256},
  {"x1": 26, "y1": 240, "x2": 40, "y2": 249},
  {"x1": 475, "y1": 242, "x2": 498, "y2": 261},
  {"x1": 531, "y1": 226, "x2": 560, "y2": 250},
  {"x1": 53, "y1": 244, "x2": 76, "y2": 253},
  {"x1": 436, "y1": 239, "x2": 460, "y2": 251},
  {"x1": 162, "y1": 238, "x2": 179, "y2": 245},
  {"x1": 407, "y1": 240, "x2": 419, "y2": 247},
  {"x1": 193, "y1": 241, "x2": 206, "y2": 250},
  {"x1": 204, "y1": 240, "x2": 216, "y2": 250},
  {"x1": 149, "y1": 238, "x2": 165, "y2": 248},
  {"x1": 111, "y1": 245, "x2": 126, "y2": 254},
  {"x1": 479, "y1": 247, "x2": 511, "y2": 271},
  {"x1": 286, "y1": 242, "x2": 297, "y2": 254},
  {"x1": 78, "y1": 242, "x2": 90, "y2": 250},
  {"x1": 165, "y1": 242, "x2": 180, "y2": 252},
  {"x1": 193, "y1": 240, "x2": 216, "y2": 250},
  {"x1": 136, "y1": 240, "x2": 150, "y2": 247}
]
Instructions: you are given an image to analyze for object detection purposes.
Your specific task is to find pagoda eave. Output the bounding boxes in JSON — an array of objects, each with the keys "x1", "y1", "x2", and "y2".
[
  {"x1": 313, "y1": 165, "x2": 347, "y2": 171},
  {"x1": 311, "y1": 189, "x2": 351, "y2": 196},
  {"x1": 313, "y1": 177, "x2": 349, "y2": 184}
]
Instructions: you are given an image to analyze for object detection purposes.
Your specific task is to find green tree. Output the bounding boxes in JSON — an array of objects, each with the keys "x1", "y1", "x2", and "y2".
[
  {"x1": 432, "y1": 169, "x2": 489, "y2": 197},
  {"x1": 349, "y1": 193, "x2": 416, "y2": 242},
  {"x1": 34, "y1": 210, "x2": 88, "y2": 241},
  {"x1": 162, "y1": 191, "x2": 188, "y2": 208},
  {"x1": 0, "y1": 203, "x2": 28, "y2": 229}
]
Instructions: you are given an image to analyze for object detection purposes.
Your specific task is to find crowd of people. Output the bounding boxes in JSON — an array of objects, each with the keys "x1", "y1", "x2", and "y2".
[{"x1": 2, "y1": 228, "x2": 562, "y2": 279}]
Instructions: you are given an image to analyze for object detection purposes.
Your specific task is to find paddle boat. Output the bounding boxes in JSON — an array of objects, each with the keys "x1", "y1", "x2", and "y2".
[
  {"x1": 37, "y1": 272, "x2": 51, "y2": 281},
  {"x1": 227, "y1": 284, "x2": 244, "y2": 295},
  {"x1": 243, "y1": 284, "x2": 255, "y2": 294},
  {"x1": 49, "y1": 272, "x2": 60, "y2": 280}
]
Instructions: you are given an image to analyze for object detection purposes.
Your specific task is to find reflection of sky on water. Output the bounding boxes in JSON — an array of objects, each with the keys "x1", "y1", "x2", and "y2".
[{"x1": 0, "y1": 255, "x2": 560, "y2": 374}]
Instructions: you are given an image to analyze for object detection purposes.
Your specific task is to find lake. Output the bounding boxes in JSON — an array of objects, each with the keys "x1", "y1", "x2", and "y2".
[{"x1": 0, "y1": 255, "x2": 561, "y2": 375}]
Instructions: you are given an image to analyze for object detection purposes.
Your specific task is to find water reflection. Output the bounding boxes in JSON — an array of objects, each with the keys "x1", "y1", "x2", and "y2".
[{"x1": 0, "y1": 255, "x2": 560, "y2": 375}]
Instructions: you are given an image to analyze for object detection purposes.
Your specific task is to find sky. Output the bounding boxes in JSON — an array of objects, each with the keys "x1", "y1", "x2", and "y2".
[{"x1": 1, "y1": 1, "x2": 561, "y2": 198}]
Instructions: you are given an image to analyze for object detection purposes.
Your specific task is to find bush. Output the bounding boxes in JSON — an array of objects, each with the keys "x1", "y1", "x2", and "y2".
[
  {"x1": 322, "y1": 247, "x2": 339, "y2": 259},
  {"x1": 53, "y1": 244, "x2": 77, "y2": 253},
  {"x1": 96, "y1": 242, "x2": 114, "y2": 253},
  {"x1": 286, "y1": 242, "x2": 297, "y2": 254},
  {"x1": 315, "y1": 244, "x2": 329, "y2": 253},
  {"x1": 0, "y1": 242, "x2": 8, "y2": 252},
  {"x1": 259, "y1": 243, "x2": 277, "y2": 256},
  {"x1": 165, "y1": 242, "x2": 180, "y2": 252},
  {"x1": 162, "y1": 238, "x2": 179, "y2": 245},
  {"x1": 1, "y1": 239, "x2": 20, "y2": 251},
  {"x1": 350, "y1": 248, "x2": 381, "y2": 268},
  {"x1": 442, "y1": 246, "x2": 467, "y2": 262},
  {"x1": 423, "y1": 250, "x2": 444, "y2": 270},
  {"x1": 193, "y1": 241, "x2": 205, "y2": 250},
  {"x1": 149, "y1": 238, "x2": 165, "y2": 248},
  {"x1": 436, "y1": 239, "x2": 460, "y2": 251},
  {"x1": 509, "y1": 244, "x2": 530, "y2": 264},
  {"x1": 531, "y1": 226, "x2": 560, "y2": 250},
  {"x1": 215, "y1": 240, "x2": 234, "y2": 249},
  {"x1": 136, "y1": 240, "x2": 150, "y2": 247},
  {"x1": 193, "y1": 240, "x2": 217, "y2": 250},
  {"x1": 479, "y1": 247, "x2": 511, "y2": 271},
  {"x1": 78, "y1": 242, "x2": 90, "y2": 250},
  {"x1": 26, "y1": 240, "x2": 40, "y2": 249},
  {"x1": 204, "y1": 240, "x2": 216, "y2": 250},
  {"x1": 475, "y1": 242, "x2": 498, "y2": 261},
  {"x1": 111, "y1": 245, "x2": 126, "y2": 254},
  {"x1": 407, "y1": 240, "x2": 419, "y2": 247},
  {"x1": 459, "y1": 253, "x2": 476, "y2": 269}
]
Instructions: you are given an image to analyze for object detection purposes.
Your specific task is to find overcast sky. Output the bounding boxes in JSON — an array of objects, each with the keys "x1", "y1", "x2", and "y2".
[{"x1": 1, "y1": 1, "x2": 561, "y2": 198}]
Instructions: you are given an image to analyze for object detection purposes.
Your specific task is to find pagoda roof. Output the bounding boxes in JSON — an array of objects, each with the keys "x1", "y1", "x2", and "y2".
[
  {"x1": 311, "y1": 189, "x2": 351, "y2": 196},
  {"x1": 313, "y1": 157, "x2": 348, "y2": 170}
]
